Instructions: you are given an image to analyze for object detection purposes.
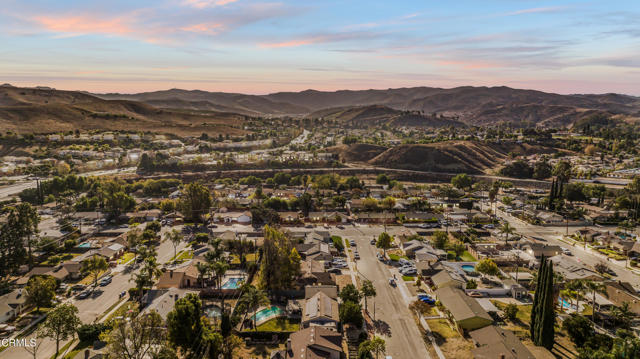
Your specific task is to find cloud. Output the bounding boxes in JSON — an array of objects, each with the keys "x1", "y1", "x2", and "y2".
[
  {"x1": 180, "y1": 23, "x2": 224, "y2": 35},
  {"x1": 32, "y1": 14, "x2": 135, "y2": 37},
  {"x1": 259, "y1": 31, "x2": 381, "y2": 48},
  {"x1": 181, "y1": 0, "x2": 239, "y2": 9},
  {"x1": 503, "y1": 6, "x2": 567, "y2": 16}
]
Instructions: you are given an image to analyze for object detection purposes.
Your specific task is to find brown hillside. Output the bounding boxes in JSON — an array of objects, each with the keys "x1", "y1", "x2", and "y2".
[
  {"x1": 0, "y1": 86, "x2": 247, "y2": 136},
  {"x1": 368, "y1": 141, "x2": 559, "y2": 174},
  {"x1": 328, "y1": 143, "x2": 388, "y2": 162},
  {"x1": 307, "y1": 105, "x2": 464, "y2": 128}
]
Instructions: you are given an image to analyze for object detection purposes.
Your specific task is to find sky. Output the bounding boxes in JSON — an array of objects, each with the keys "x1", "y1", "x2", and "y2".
[{"x1": 1, "y1": 0, "x2": 639, "y2": 95}]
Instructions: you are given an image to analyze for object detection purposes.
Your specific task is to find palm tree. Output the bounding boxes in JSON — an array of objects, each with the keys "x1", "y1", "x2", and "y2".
[
  {"x1": 238, "y1": 284, "x2": 269, "y2": 331},
  {"x1": 566, "y1": 279, "x2": 585, "y2": 312},
  {"x1": 195, "y1": 262, "x2": 210, "y2": 288},
  {"x1": 500, "y1": 222, "x2": 515, "y2": 245},
  {"x1": 584, "y1": 280, "x2": 606, "y2": 323},
  {"x1": 611, "y1": 302, "x2": 634, "y2": 329},
  {"x1": 164, "y1": 229, "x2": 182, "y2": 263}
]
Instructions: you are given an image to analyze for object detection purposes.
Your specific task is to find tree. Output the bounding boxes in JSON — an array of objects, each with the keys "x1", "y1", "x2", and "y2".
[
  {"x1": 164, "y1": 229, "x2": 182, "y2": 263},
  {"x1": 504, "y1": 303, "x2": 519, "y2": 321},
  {"x1": 359, "y1": 337, "x2": 386, "y2": 359},
  {"x1": 298, "y1": 193, "x2": 314, "y2": 217},
  {"x1": 452, "y1": 242, "x2": 466, "y2": 259},
  {"x1": 101, "y1": 179, "x2": 135, "y2": 218},
  {"x1": 499, "y1": 222, "x2": 515, "y2": 245},
  {"x1": 361, "y1": 280, "x2": 377, "y2": 312},
  {"x1": 179, "y1": 182, "x2": 212, "y2": 222},
  {"x1": 531, "y1": 257, "x2": 555, "y2": 349},
  {"x1": 196, "y1": 262, "x2": 210, "y2": 288},
  {"x1": 340, "y1": 284, "x2": 362, "y2": 304},
  {"x1": 594, "y1": 262, "x2": 610, "y2": 275},
  {"x1": 238, "y1": 284, "x2": 269, "y2": 331},
  {"x1": 81, "y1": 254, "x2": 109, "y2": 291},
  {"x1": 533, "y1": 160, "x2": 552, "y2": 180},
  {"x1": 476, "y1": 258, "x2": 499, "y2": 276},
  {"x1": 584, "y1": 280, "x2": 606, "y2": 323},
  {"x1": 611, "y1": 302, "x2": 633, "y2": 329},
  {"x1": 25, "y1": 276, "x2": 56, "y2": 313},
  {"x1": 563, "y1": 314, "x2": 594, "y2": 347},
  {"x1": 39, "y1": 303, "x2": 81, "y2": 357},
  {"x1": 376, "y1": 173, "x2": 390, "y2": 185},
  {"x1": 375, "y1": 232, "x2": 392, "y2": 256},
  {"x1": 432, "y1": 231, "x2": 448, "y2": 249},
  {"x1": 105, "y1": 311, "x2": 166, "y2": 359},
  {"x1": 553, "y1": 160, "x2": 572, "y2": 183},
  {"x1": 380, "y1": 196, "x2": 396, "y2": 210},
  {"x1": 138, "y1": 153, "x2": 154, "y2": 172},
  {"x1": 259, "y1": 226, "x2": 300, "y2": 291},
  {"x1": 0, "y1": 207, "x2": 29, "y2": 276},
  {"x1": 339, "y1": 300, "x2": 363, "y2": 328},
  {"x1": 167, "y1": 293, "x2": 204, "y2": 354},
  {"x1": 451, "y1": 173, "x2": 473, "y2": 190}
]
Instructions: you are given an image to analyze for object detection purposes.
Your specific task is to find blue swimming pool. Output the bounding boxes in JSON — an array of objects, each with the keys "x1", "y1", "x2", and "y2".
[
  {"x1": 461, "y1": 264, "x2": 476, "y2": 272},
  {"x1": 221, "y1": 277, "x2": 244, "y2": 289},
  {"x1": 77, "y1": 242, "x2": 92, "y2": 248},
  {"x1": 252, "y1": 306, "x2": 282, "y2": 322}
]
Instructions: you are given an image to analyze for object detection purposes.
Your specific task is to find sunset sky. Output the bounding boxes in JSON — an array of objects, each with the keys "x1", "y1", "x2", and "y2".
[{"x1": 1, "y1": 0, "x2": 639, "y2": 95}]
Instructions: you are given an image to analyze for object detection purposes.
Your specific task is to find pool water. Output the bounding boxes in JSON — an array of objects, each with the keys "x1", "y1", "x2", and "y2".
[
  {"x1": 221, "y1": 277, "x2": 244, "y2": 289},
  {"x1": 252, "y1": 306, "x2": 282, "y2": 322},
  {"x1": 461, "y1": 264, "x2": 476, "y2": 272},
  {"x1": 77, "y1": 242, "x2": 92, "y2": 248},
  {"x1": 203, "y1": 305, "x2": 221, "y2": 318}
]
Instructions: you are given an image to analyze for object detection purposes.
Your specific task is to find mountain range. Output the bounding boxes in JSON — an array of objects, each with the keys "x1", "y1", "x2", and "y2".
[{"x1": 1, "y1": 83, "x2": 639, "y2": 134}]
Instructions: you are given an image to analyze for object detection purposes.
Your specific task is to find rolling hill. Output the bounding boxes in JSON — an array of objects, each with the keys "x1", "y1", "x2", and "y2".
[
  {"x1": 306, "y1": 105, "x2": 465, "y2": 128},
  {"x1": 95, "y1": 86, "x2": 640, "y2": 127},
  {"x1": 333, "y1": 140, "x2": 563, "y2": 174},
  {"x1": 0, "y1": 85, "x2": 247, "y2": 136}
]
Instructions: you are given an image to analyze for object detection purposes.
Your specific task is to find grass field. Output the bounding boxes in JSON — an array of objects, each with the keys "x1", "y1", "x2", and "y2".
[
  {"x1": 251, "y1": 318, "x2": 300, "y2": 332},
  {"x1": 426, "y1": 318, "x2": 459, "y2": 339}
]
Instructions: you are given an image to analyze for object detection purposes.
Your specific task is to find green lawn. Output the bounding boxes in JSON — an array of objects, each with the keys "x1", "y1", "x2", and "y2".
[
  {"x1": 403, "y1": 275, "x2": 415, "y2": 281},
  {"x1": 491, "y1": 300, "x2": 532, "y2": 324},
  {"x1": 460, "y1": 251, "x2": 477, "y2": 262},
  {"x1": 389, "y1": 253, "x2": 400, "y2": 261},
  {"x1": 117, "y1": 252, "x2": 135, "y2": 264},
  {"x1": 171, "y1": 250, "x2": 193, "y2": 263},
  {"x1": 252, "y1": 318, "x2": 300, "y2": 332},
  {"x1": 426, "y1": 319, "x2": 459, "y2": 339}
]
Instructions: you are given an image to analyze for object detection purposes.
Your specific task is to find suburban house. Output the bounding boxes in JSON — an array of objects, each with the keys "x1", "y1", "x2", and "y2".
[
  {"x1": 298, "y1": 260, "x2": 335, "y2": 286},
  {"x1": 536, "y1": 211, "x2": 564, "y2": 225},
  {"x1": 355, "y1": 212, "x2": 395, "y2": 224},
  {"x1": 469, "y1": 325, "x2": 536, "y2": 359},
  {"x1": 141, "y1": 288, "x2": 198, "y2": 320},
  {"x1": 272, "y1": 327, "x2": 344, "y2": 359},
  {"x1": 431, "y1": 269, "x2": 466, "y2": 289},
  {"x1": 296, "y1": 240, "x2": 333, "y2": 262},
  {"x1": 301, "y1": 291, "x2": 339, "y2": 330},
  {"x1": 523, "y1": 243, "x2": 562, "y2": 258},
  {"x1": 605, "y1": 281, "x2": 640, "y2": 315},
  {"x1": 549, "y1": 256, "x2": 602, "y2": 281},
  {"x1": 126, "y1": 209, "x2": 162, "y2": 222},
  {"x1": 435, "y1": 286, "x2": 493, "y2": 331},
  {"x1": 156, "y1": 264, "x2": 200, "y2": 289},
  {"x1": 307, "y1": 211, "x2": 348, "y2": 223},
  {"x1": 0, "y1": 289, "x2": 28, "y2": 323},
  {"x1": 214, "y1": 211, "x2": 252, "y2": 224}
]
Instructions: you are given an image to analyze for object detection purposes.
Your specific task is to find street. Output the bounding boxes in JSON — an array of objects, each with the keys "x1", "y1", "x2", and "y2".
[
  {"x1": 334, "y1": 225, "x2": 432, "y2": 359},
  {"x1": 1, "y1": 228, "x2": 183, "y2": 359}
]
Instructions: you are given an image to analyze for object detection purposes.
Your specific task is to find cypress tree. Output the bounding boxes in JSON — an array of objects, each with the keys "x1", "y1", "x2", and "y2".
[
  {"x1": 530, "y1": 256, "x2": 546, "y2": 341},
  {"x1": 533, "y1": 258, "x2": 548, "y2": 345},
  {"x1": 540, "y1": 260, "x2": 555, "y2": 350}
]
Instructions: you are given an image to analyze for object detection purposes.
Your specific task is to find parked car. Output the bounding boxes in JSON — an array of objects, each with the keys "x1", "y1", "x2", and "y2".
[
  {"x1": 561, "y1": 248, "x2": 573, "y2": 256},
  {"x1": 71, "y1": 284, "x2": 86, "y2": 291},
  {"x1": 76, "y1": 290, "x2": 91, "y2": 299},
  {"x1": 337, "y1": 225, "x2": 344, "y2": 229},
  {"x1": 99, "y1": 277, "x2": 112, "y2": 286},
  {"x1": 327, "y1": 268, "x2": 342, "y2": 274},
  {"x1": 349, "y1": 240, "x2": 356, "y2": 246},
  {"x1": 417, "y1": 294, "x2": 436, "y2": 304},
  {"x1": 370, "y1": 239, "x2": 377, "y2": 245},
  {"x1": 377, "y1": 253, "x2": 385, "y2": 261},
  {"x1": 468, "y1": 291, "x2": 484, "y2": 297},
  {"x1": 354, "y1": 252, "x2": 360, "y2": 260},
  {"x1": 388, "y1": 278, "x2": 396, "y2": 287},
  {"x1": 401, "y1": 268, "x2": 417, "y2": 275}
]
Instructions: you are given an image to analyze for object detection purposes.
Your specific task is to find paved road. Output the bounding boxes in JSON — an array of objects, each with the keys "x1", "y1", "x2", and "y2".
[
  {"x1": 1, "y1": 227, "x2": 183, "y2": 359},
  {"x1": 0, "y1": 167, "x2": 136, "y2": 201},
  {"x1": 334, "y1": 225, "x2": 432, "y2": 359},
  {"x1": 496, "y1": 207, "x2": 640, "y2": 286}
]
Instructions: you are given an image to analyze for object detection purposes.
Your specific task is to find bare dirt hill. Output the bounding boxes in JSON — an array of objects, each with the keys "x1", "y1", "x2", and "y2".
[
  {"x1": 366, "y1": 140, "x2": 560, "y2": 174},
  {"x1": 306, "y1": 105, "x2": 465, "y2": 128},
  {"x1": 0, "y1": 86, "x2": 247, "y2": 136}
]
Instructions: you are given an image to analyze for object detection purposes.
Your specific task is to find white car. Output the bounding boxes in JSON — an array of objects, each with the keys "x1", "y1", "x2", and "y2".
[
  {"x1": 388, "y1": 278, "x2": 396, "y2": 287},
  {"x1": 401, "y1": 268, "x2": 417, "y2": 275}
]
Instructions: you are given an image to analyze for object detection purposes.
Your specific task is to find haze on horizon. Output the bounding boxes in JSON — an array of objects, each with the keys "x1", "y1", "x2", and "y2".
[{"x1": 1, "y1": 0, "x2": 639, "y2": 96}]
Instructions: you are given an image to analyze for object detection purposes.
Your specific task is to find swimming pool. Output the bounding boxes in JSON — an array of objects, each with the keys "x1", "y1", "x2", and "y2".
[
  {"x1": 252, "y1": 306, "x2": 282, "y2": 323},
  {"x1": 558, "y1": 298, "x2": 575, "y2": 310},
  {"x1": 221, "y1": 277, "x2": 244, "y2": 289},
  {"x1": 461, "y1": 264, "x2": 476, "y2": 272},
  {"x1": 77, "y1": 242, "x2": 92, "y2": 248},
  {"x1": 203, "y1": 305, "x2": 221, "y2": 318}
]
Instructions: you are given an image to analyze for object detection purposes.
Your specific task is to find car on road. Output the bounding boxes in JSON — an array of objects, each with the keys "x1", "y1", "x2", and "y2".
[
  {"x1": 354, "y1": 252, "x2": 360, "y2": 260},
  {"x1": 388, "y1": 278, "x2": 396, "y2": 287},
  {"x1": 305, "y1": 224, "x2": 314, "y2": 228},
  {"x1": 467, "y1": 291, "x2": 484, "y2": 297},
  {"x1": 76, "y1": 290, "x2": 91, "y2": 299},
  {"x1": 349, "y1": 240, "x2": 356, "y2": 246},
  {"x1": 483, "y1": 224, "x2": 494, "y2": 229},
  {"x1": 370, "y1": 239, "x2": 377, "y2": 245},
  {"x1": 377, "y1": 253, "x2": 385, "y2": 261},
  {"x1": 561, "y1": 248, "x2": 573, "y2": 255},
  {"x1": 337, "y1": 225, "x2": 344, "y2": 229},
  {"x1": 99, "y1": 276, "x2": 112, "y2": 286}
]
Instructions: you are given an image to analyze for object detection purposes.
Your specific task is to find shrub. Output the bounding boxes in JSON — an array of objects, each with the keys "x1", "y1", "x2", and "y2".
[
  {"x1": 504, "y1": 303, "x2": 518, "y2": 321},
  {"x1": 77, "y1": 323, "x2": 111, "y2": 343}
]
